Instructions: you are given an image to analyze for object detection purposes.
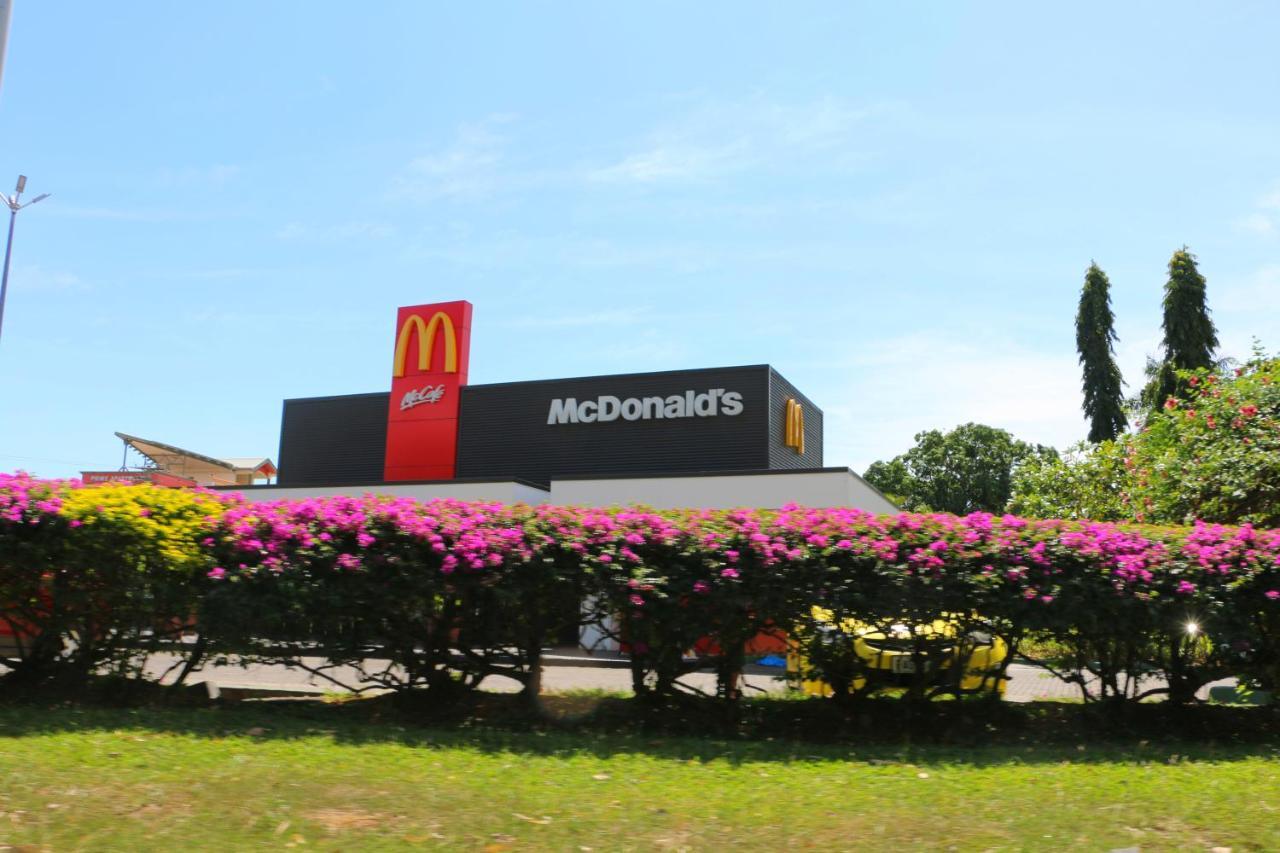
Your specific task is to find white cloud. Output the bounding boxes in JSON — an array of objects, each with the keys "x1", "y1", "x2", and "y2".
[
  {"x1": 394, "y1": 115, "x2": 531, "y2": 201},
  {"x1": 402, "y1": 232, "x2": 725, "y2": 274},
  {"x1": 391, "y1": 98, "x2": 881, "y2": 200},
  {"x1": 275, "y1": 221, "x2": 396, "y2": 241},
  {"x1": 1210, "y1": 265, "x2": 1280, "y2": 361},
  {"x1": 556, "y1": 238, "x2": 721, "y2": 273},
  {"x1": 497, "y1": 307, "x2": 652, "y2": 329},
  {"x1": 590, "y1": 96, "x2": 877, "y2": 185},
  {"x1": 591, "y1": 141, "x2": 748, "y2": 184},
  {"x1": 155, "y1": 164, "x2": 241, "y2": 188},
  {"x1": 169, "y1": 267, "x2": 263, "y2": 281},
  {"x1": 47, "y1": 205, "x2": 182, "y2": 223},
  {"x1": 590, "y1": 328, "x2": 695, "y2": 371},
  {"x1": 1237, "y1": 213, "x2": 1275, "y2": 236},
  {"x1": 1236, "y1": 184, "x2": 1280, "y2": 237},
  {"x1": 10, "y1": 265, "x2": 85, "y2": 292},
  {"x1": 1216, "y1": 265, "x2": 1280, "y2": 314},
  {"x1": 821, "y1": 334, "x2": 1089, "y2": 470}
]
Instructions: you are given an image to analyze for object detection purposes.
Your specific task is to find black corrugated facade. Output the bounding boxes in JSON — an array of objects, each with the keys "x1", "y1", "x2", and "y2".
[
  {"x1": 766, "y1": 367, "x2": 824, "y2": 470},
  {"x1": 456, "y1": 365, "x2": 772, "y2": 485},
  {"x1": 277, "y1": 365, "x2": 823, "y2": 487},
  {"x1": 277, "y1": 392, "x2": 390, "y2": 486}
]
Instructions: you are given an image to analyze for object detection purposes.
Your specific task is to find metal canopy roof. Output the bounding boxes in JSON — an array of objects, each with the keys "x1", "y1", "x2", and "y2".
[{"x1": 115, "y1": 432, "x2": 276, "y2": 485}]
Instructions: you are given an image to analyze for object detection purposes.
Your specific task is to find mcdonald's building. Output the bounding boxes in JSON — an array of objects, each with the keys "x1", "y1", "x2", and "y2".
[{"x1": 237, "y1": 300, "x2": 895, "y2": 513}]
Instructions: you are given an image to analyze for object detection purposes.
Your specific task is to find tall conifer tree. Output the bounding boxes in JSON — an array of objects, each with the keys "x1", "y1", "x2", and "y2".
[
  {"x1": 1145, "y1": 247, "x2": 1219, "y2": 409},
  {"x1": 1075, "y1": 262, "x2": 1127, "y2": 442}
]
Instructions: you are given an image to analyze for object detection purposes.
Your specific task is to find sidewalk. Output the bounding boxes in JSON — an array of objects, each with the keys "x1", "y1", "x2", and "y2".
[{"x1": 143, "y1": 648, "x2": 1124, "y2": 703}]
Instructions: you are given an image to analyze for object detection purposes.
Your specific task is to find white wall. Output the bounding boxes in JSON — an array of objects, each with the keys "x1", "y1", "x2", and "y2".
[
  {"x1": 224, "y1": 481, "x2": 550, "y2": 505},
  {"x1": 548, "y1": 469, "x2": 898, "y2": 513},
  {"x1": 223, "y1": 470, "x2": 898, "y2": 514}
]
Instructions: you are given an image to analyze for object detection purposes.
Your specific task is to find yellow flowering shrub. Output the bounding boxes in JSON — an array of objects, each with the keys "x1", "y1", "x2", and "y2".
[
  {"x1": 58, "y1": 484, "x2": 224, "y2": 572},
  {"x1": 1, "y1": 482, "x2": 229, "y2": 688}
]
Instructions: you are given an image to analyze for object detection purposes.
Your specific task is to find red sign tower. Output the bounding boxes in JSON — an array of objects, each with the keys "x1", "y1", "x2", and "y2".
[{"x1": 383, "y1": 300, "x2": 472, "y2": 481}]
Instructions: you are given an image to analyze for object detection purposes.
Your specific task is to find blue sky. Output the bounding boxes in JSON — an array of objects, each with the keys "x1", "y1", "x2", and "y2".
[{"x1": 1, "y1": 2, "x2": 1278, "y2": 478}]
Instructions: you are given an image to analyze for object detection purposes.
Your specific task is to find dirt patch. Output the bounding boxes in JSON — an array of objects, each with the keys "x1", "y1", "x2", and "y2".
[
  {"x1": 126, "y1": 800, "x2": 193, "y2": 824},
  {"x1": 306, "y1": 808, "x2": 388, "y2": 833}
]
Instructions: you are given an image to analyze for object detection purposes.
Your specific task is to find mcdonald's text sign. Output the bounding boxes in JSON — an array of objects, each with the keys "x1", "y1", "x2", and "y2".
[{"x1": 383, "y1": 300, "x2": 472, "y2": 481}]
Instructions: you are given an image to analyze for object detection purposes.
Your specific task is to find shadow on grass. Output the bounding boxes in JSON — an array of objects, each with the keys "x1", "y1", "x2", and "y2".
[{"x1": 2, "y1": 681, "x2": 1280, "y2": 767}]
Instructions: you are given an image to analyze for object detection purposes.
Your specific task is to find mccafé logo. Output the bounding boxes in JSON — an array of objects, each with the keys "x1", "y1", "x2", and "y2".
[
  {"x1": 400, "y1": 383, "x2": 446, "y2": 411},
  {"x1": 784, "y1": 398, "x2": 805, "y2": 454},
  {"x1": 548, "y1": 388, "x2": 744, "y2": 425},
  {"x1": 392, "y1": 311, "x2": 458, "y2": 378}
]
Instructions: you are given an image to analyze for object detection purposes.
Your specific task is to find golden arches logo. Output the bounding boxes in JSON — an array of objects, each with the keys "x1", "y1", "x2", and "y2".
[
  {"x1": 392, "y1": 311, "x2": 458, "y2": 378},
  {"x1": 784, "y1": 398, "x2": 805, "y2": 455}
]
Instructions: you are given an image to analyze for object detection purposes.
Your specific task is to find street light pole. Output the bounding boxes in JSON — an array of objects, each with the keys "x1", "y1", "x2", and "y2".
[
  {"x1": 0, "y1": 174, "x2": 49, "y2": 348},
  {"x1": 0, "y1": 1, "x2": 13, "y2": 99}
]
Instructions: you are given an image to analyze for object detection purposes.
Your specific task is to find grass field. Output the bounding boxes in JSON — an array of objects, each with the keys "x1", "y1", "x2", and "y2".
[{"x1": 1, "y1": 699, "x2": 1278, "y2": 851}]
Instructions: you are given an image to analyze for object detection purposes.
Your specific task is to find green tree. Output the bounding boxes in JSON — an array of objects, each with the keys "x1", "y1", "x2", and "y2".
[
  {"x1": 863, "y1": 423, "x2": 1056, "y2": 515},
  {"x1": 1007, "y1": 440, "x2": 1130, "y2": 520},
  {"x1": 861, "y1": 457, "x2": 911, "y2": 507},
  {"x1": 1142, "y1": 247, "x2": 1219, "y2": 411},
  {"x1": 1075, "y1": 262, "x2": 1128, "y2": 442}
]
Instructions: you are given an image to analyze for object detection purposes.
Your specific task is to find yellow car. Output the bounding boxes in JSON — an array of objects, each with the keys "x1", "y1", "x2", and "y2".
[{"x1": 788, "y1": 608, "x2": 1008, "y2": 697}]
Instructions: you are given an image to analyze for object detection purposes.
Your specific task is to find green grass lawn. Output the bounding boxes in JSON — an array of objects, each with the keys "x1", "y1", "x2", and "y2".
[{"x1": 1, "y1": 701, "x2": 1278, "y2": 851}]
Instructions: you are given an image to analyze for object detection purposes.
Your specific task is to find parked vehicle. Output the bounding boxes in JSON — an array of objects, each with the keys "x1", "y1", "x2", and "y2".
[{"x1": 788, "y1": 608, "x2": 1008, "y2": 697}]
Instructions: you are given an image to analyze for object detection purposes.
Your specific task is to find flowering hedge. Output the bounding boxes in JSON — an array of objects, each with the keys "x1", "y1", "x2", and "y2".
[
  {"x1": 4, "y1": 473, "x2": 1280, "y2": 706},
  {"x1": 200, "y1": 496, "x2": 566, "y2": 697},
  {"x1": 0, "y1": 473, "x2": 228, "y2": 687}
]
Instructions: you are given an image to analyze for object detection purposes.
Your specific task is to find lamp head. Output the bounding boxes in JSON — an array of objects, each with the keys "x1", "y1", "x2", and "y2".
[{"x1": 14, "y1": 175, "x2": 26, "y2": 194}]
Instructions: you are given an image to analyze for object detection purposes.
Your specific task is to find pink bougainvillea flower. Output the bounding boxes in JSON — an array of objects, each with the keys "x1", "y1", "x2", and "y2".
[{"x1": 720, "y1": 568, "x2": 740, "y2": 579}]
